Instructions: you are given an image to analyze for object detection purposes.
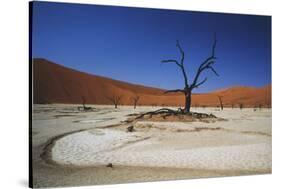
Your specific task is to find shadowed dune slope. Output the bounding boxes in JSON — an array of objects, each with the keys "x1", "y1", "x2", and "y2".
[{"x1": 32, "y1": 58, "x2": 271, "y2": 108}]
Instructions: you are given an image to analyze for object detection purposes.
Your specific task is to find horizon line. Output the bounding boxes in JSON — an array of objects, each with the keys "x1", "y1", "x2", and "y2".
[{"x1": 32, "y1": 57, "x2": 271, "y2": 93}]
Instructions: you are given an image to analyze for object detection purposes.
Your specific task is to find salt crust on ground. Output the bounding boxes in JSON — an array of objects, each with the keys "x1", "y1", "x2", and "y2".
[{"x1": 52, "y1": 129, "x2": 271, "y2": 171}]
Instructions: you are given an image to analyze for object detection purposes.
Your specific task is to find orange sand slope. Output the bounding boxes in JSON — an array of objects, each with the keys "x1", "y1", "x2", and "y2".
[{"x1": 32, "y1": 58, "x2": 271, "y2": 108}]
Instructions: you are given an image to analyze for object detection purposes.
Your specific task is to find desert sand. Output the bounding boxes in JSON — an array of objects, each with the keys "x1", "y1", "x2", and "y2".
[
  {"x1": 32, "y1": 104, "x2": 271, "y2": 188},
  {"x1": 33, "y1": 58, "x2": 271, "y2": 108}
]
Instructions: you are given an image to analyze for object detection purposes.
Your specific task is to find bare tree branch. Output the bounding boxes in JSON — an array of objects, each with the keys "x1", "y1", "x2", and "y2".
[
  {"x1": 180, "y1": 65, "x2": 188, "y2": 88},
  {"x1": 162, "y1": 40, "x2": 189, "y2": 88},
  {"x1": 206, "y1": 60, "x2": 215, "y2": 66},
  {"x1": 212, "y1": 33, "x2": 217, "y2": 57},
  {"x1": 191, "y1": 33, "x2": 218, "y2": 89},
  {"x1": 131, "y1": 95, "x2": 140, "y2": 109},
  {"x1": 116, "y1": 96, "x2": 122, "y2": 103},
  {"x1": 132, "y1": 96, "x2": 140, "y2": 101},
  {"x1": 193, "y1": 77, "x2": 207, "y2": 88},
  {"x1": 176, "y1": 40, "x2": 184, "y2": 65},
  {"x1": 107, "y1": 95, "x2": 122, "y2": 108},
  {"x1": 208, "y1": 66, "x2": 219, "y2": 76},
  {"x1": 161, "y1": 59, "x2": 181, "y2": 67},
  {"x1": 176, "y1": 40, "x2": 189, "y2": 87}
]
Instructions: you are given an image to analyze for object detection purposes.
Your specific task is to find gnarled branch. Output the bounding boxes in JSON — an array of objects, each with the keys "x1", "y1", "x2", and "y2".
[
  {"x1": 162, "y1": 40, "x2": 189, "y2": 88},
  {"x1": 193, "y1": 77, "x2": 207, "y2": 88},
  {"x1": 161, "y1": 59, "x2": 181, "y2": 67},
  {"x1": 208, "y1": 66, "x2": 219, "y2": 76},
  {"x1": 212, "y1": 33, "x2": 217, "y2": 57},
  {"x1": 176, "y1": 40, "x2": 184, "y2": 65},
  {"x1": 191, "y1": 33, "x2": 218, "y2": 89}
]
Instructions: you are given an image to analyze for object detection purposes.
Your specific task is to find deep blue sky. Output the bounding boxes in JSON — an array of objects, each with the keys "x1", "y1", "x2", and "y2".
[{"x1": 32, "y1": 1, "x2": 271, "y2": 93}]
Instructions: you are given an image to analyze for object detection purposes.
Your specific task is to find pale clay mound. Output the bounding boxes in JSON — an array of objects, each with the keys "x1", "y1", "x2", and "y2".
[{"x1": 52, "y1": 128, "x2": 271, "y2": 171}]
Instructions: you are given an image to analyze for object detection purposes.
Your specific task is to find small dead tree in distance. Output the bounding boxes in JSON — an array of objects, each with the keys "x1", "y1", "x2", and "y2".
[
  {"x1": 131, "y1": 95, "x2": 140, "y2": 109},
  {"x1": 239, "y1": 103, "x2": 243, "y2": 110},
  {"x1": 78, "y1": 96, "x2": 92, "y2": 111},
  {"x1": 162, "y1": 34, "x2": 219, "y2": 113},
  {"x1": 217, "y1": 96, "x2": 223, "y2": 110},
  {"x1": 82, "y1": 96, "x2": 86, "y2": 109},
  {"x1": 107, "y1": 95, "x2": 122, "y2": 109}
]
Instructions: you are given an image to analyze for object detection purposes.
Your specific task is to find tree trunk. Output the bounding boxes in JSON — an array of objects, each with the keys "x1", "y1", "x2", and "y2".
[
  {"x1": 134, "y1": 104, "x2": 136, "y2": 109},
  {"x1": 115, "y1": 104, "x2": 117, "y2": 109},
  {"x1": 184, "y1": 92, "x2": 191, "y2": 113},
  {"x1": 218, "y1": 97, "x2": 223, "y2": 110}
]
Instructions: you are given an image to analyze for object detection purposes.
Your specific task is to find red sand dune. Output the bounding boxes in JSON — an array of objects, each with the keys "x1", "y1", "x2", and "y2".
[{"x1": 32, "y1": 58, "x2": 271, "y2": 108}]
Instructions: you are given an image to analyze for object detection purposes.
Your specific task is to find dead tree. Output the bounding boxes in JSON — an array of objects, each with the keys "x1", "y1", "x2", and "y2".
[
  {"x1": 78, "y1": 96, "x2": 92, "y2": 111},
  {"x1": 217, "y1": 96, "x2": 223, "y2": 110},
  {"x1": 239, "y1": 103, "x2": 243, "y2": 110},
  {"x1": 82, "y1": 96, "x2": 86, "y2": 109},
  {"x1": 162, "y1": 34, "x2": 219, "y2": 113},
  {"x1": 131, "y1": 95, "x2": 140, "y2": 109},
  {"x1": 107, "y1": 95, "x2": 122, "y2": 109}
]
